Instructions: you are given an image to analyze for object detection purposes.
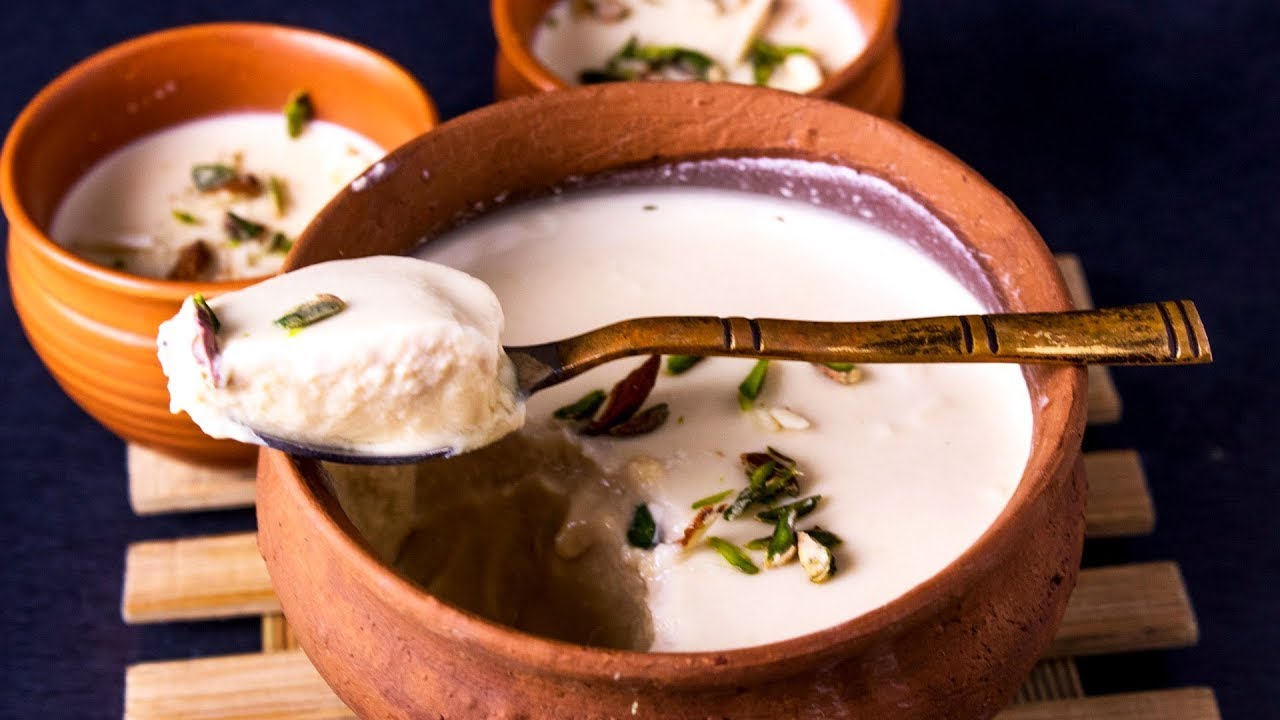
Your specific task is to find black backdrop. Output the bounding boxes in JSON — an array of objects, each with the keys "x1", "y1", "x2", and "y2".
[{"x1": 1, "y1": 1, "x2": 1275, "y2": 716}]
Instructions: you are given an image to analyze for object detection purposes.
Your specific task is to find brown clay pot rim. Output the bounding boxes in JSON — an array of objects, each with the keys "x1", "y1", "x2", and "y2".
[
  {"x1": 490, "y1": 0, "x2": 901, "y2": 98},
  {"x1": 270, "y1": 83, "x2": 1084, "y2": 684},
  {"x1": 0, "y1": 21, "x2": 439, "y2": 302}
]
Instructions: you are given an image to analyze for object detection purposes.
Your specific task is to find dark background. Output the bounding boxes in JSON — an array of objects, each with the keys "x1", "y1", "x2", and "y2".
[{"x1": 1, "y1": 0, "x2": 1275, "y2": 717}]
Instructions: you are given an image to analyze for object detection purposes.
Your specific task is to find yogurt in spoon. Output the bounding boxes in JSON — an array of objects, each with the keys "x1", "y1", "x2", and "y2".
[{"x1": 156, "y1": 255, "x2": 524, "y2": 458}]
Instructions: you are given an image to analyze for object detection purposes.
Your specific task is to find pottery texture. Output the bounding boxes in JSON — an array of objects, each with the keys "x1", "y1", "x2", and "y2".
[
  {"x1": 257, "y1": 84, "x2": 1088, "y2": 719},
  {"x1": 2, "y1": 23, "x2": 437, "y2": 465}
]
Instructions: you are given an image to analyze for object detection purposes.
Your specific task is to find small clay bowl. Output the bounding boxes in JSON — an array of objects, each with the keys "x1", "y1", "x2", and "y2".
[
  {"x1": 491, "y1": 0, "x2": 905, "y2": 116},
  {"x1": 2, "y1": 23, "x2": 437, "y2": 466},
  {"x1": 258, "y1": 83, "x2": 1088, "y2": 718}
]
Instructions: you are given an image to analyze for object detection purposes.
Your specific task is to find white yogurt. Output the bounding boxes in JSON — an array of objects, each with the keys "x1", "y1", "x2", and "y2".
[
  {"x1": 50, "y1": 112, "x2": 383, "y2": 280},
  {"x1": 533, "y1": 0, "x2": 866, "y2": 93},
  {"x1": 416, "y1": 185, "x2": 1033, "y2": 651},
  {"x1": 156, "y1": 256, "x2": 524, "y2": 458}
]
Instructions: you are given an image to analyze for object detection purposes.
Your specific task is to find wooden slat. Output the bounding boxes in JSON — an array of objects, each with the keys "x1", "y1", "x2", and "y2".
[
  {"x1": 122, "y1": 533, "x2": 276, "y2": 623},
  {"x1": 128, "y1": 444, "x2": 255, "y2": 515},
  {"x1": 125, "y1": 650, "x2": 353, "y2": 720},
  {"x1": 1084, "y1": 450, "x2": 1155, "y2": 537},
  {"x1": 1048, "y1": 562, "x2": 1198, "y2": 658},
  {"x1": 997, "y1": 688, "x2": 1221, "y2": 720},
  {"x1": 1056, "y1": 254, "x2": 1123, "y2": 425},
  {"x1": 125, "y1": 649, "x2": 1217, "y2": 720},
  {"x1": 1013, "y1": 658, "x2": 1084, "y2": 703},
  {"x1": 262, "y1": 614, "x2": 299, "y2": 653}
]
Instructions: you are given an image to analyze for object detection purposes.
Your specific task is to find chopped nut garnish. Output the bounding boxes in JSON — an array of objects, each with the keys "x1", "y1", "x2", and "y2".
[
  {"x1": 283, "y1": 89, "x2": 314, "y2": 139},
  {"x1": 191, "y1": 164, "x2": 236, "y2": 192},
  {"x1": 583, "y1": 355, "x2": 660, "y2": 435},
  {"x1": 817, "y1": 362, "x2": 865, "y2": 385},
  {"x1": 626, "y1": 503, "x2": 658, "y2": 549},
  {"x1": 171, "y1": 209, "x2": 200, "y2": 225},
  {"x1": 798, "y1": 531, "x2": 835, "y2": 583},
  {"x1": 803, "y1": 526, "x2": 843, "y2": 548},
  {"x1": 273, "y1": 293, "x2": 346, "y2": 330},
  {"x1": 224, "y1": 211, "x2": 266, "y2": 243},
  {"x1": 189, "y1": 293, "x2": 223, "y2": 387},
  {"x1": 737, "y1": 359, "x2": 769, "y2": 410},
  {"x1": 691, "y1": 488, "x2": 733, "y2": 510},
  {"x1": 768, "y1": 407, "x2": 812, "y2": 431},
  {"x1": 580, "y1": 36, "x2": 724, "y2": 84},
  {"x1": 707, "y1": 536, "x2": 759, "y2": 574},
  {"x1": 676, "y1": 504, "x2": 722, "y2": 549},
  {"x1": 268, "y1": 176, "x2": 289, "y2": 216},
  {"x1": 167, "y1": 240, "x2": 212, "y2": 281},
  {"x1": 747, "y1": 38, "x2": 816, "y2": 86},
  {"x1": 757, "y1": 495, "x2": 821, "y2": 522},
  {"x1": 765, "y1": 506, "x2": 798, "y2": 568},
  {"x1": 554, "y1": 389, "x2": 607, "y2": 421},
  {"x1": 665, "y1": 354, "x2": 703, "y2": 375},
  {"x1": 267, "y1": 232, "x2": 293, "y2": 254},
  {"x1": 607, "y1": 402, "x2": 670, "y2": 437}
]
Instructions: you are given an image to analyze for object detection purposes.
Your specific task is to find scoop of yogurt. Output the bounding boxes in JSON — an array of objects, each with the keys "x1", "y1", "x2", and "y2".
[{"x1": 156, "y1": 255, "x2": 525, "y2": 458}]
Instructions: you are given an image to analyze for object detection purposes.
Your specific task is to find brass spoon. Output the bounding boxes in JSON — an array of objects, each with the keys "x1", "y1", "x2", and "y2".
[{"x1": 258, "y1": 301, "x2": 1211, "y2": 465}]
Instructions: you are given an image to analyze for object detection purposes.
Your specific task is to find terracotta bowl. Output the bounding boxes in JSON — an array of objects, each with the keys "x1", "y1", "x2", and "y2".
[
  {"x1": 492, "y1": 0, "x2": 905, "y2": 117},
  {"x1": 257, "y1": 83, "x2": 1088, "y2": 719},
  {"x1": 2, "y1": 22, "x2": 438, "y2": 466}
]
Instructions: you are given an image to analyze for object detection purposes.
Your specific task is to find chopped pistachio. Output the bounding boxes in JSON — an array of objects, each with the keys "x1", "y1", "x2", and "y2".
[
  {"x1": 691, "y1": 488, "x2": 733, "y2": 510},
  {"x1": 757, "y1": 495, "x2": 821, "y2": 522},
  {"x1": 167, "y1": 240, "x2": 212, "y2": 281},
  {"x1": 191, "y1": 163, "x2": 237, "y2": 192},
  {"x1": 283, "y1": 89, "x2": 314, "y2": 139},
  {"x1": 607, "y1": 402, "x2": 669, "y2": 437},
  {"x1": 666, "y1": 354, "x2": 704, "y2": 375},
  {"x1": 267, "y1": 232, "x2": 293, "y2": 254},
  {"x1": 171, "y1": 209, "x2": 200, "y2": 225},
  {"x1": 223, "y1": 211, "x2": 265, "y2": 242},
  {"x1": 744, "y1": 535, "x2": 771, "y2": 551},
  {"x1": 677, "y1": 504, "x2": 720, "y2": 549},
  {"x1": 268, "y1": 176, "x2": 288, "y2": 216},
  {"x1": 580, "y1": 36, "x2": 723, "y2": 84},
  {"x1": 798, "y1": 531, "x2": 836, "y2": 583},
  {"x1": 769, "y1": 407, "x2": 812, "y2": 431},
  {"x1": 747, "y1": 38, "x2": 813, "y2": 86},
  {"x1": 553, "y1": 389, "x2": 607, "y2": 421},
  {"x1": 273, "y1": 293, "x2": 346, "y2": 330},
  {"x1": 626, "y1": 504, "x2": 657, "y2": 549},
  {"x1": 583, "y1": 355, "x2": 660, "y2": 435},
  {"x1": 737, "y1": 359, "x2": 769, "y2": 410},
  {"x1": 191, "y1": 292, "x2": 220, "y2": 333},
  {"x1": 707, "y1": 536, "x2": 759, "y2": 575},
  {"x1": 765, "y1": 506, "x2": 798, "y2": 568},
  {"x1": 803, "y1": 526, "x2": 844, "y2": 548},
  {"x1": 818, "y1": 362, "x2": 865, "y2": 385}
]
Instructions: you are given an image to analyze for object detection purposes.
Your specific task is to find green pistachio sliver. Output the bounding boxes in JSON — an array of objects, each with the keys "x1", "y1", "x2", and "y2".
[
  {"x1": 553, "y1": 389, "x2": 607, "y2": 420},
  {"x1": 626, "y1": 504, "x2": 658, "y2": 549},
  {"x1": 192, "y1": 292, "x2": 220, "y2": 333},
  {"x1": 171, "y1": 209, "x2": 200, "y2": 225},
  {"x1": 803, "y1": 526, "x2": 844, "y2": 548},
  {"x1": 765, "y1": 506, "x2": 798, "y2": 568},
  {"x1": 798, "y1": 531, "x2": 836, "y2": 583},
  {"x1": 737, "y1": 359, "x2": 769, "y2": 410},
  {"x1": 744, "y1": 536, "x2": 771, "y2": 551},
  {"x1": 274, "y1": 293, "x2": 346, "y2": 330},
  {"x1": 723, "y1": 485, "x2": 759, "y2": 521},
  {"x1": 607, "y1": 403, "x2": 670, "y2": 437},
  {"x1": 691, "y1": 488, "x2": 733, "y2": 510},
  {"x1": 267, "y1": 232, "x2": 293, "y2": 254},
  {"x1": 665, "y1": 355, "x2": 704, "y2": 375},
  {"x1": 224, "y1": 211, "x2": 265, "y2": 242},
  {"x1": 757, "y1": 495, "x2": 822, "y2": 522},
  {"x1": 707, "y1": 536, "x2": 759, "y2": 575},
  {"x1": 284, "y1": 89, "x2": 314, "y2": 139},
  {"x1": 268, "y1": 176, "x2": 288, "y2": 216},
  {"x1": 824, "y1": 362, "x2": 857, "y2": 372},
  {"x1": 748, "y1": 38, "x2": 812, "y2": 86},
  {"x1": 191, "y1": 163, "x2": 237, "y2": 192},
  {"x1": 747, "y1": 459, "x2": 777, "y2": 489}
]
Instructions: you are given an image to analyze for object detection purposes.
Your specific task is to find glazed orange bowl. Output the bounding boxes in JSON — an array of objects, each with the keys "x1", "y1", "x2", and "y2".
[
  {"x1": 491, "y1": 0, "x2": 905, "y2": 116},
  {"x1": 257, "y1": 84, "x2": 1088, "y2": 718},
  {"x1": 2, "y1": 22, "x2": 437, "y2": 466}
]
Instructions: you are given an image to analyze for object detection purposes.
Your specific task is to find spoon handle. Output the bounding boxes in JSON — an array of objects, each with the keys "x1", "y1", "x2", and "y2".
[{"x1": 508, "y1": 302, "x2": 1211, "y2": 394}]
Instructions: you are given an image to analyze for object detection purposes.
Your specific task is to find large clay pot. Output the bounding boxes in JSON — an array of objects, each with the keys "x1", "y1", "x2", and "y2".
[
  {"x1": 492, "y1": 0, "x2": 905, "y2": 117},
  {"x1": 2, "y1": 22, "x2": 438, "y2": 465},
  {"x1": 257, "y1": 83, "x2": 1087, "y2": 719}
]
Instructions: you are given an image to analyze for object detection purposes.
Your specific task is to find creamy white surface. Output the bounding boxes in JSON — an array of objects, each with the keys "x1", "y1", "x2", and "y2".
[
  {"x1": 51, "y1": 112, "x2": 383, "y2": 280},
  {"x1": 533, "y1": 0, "x2": 866, "y2": 93},
  {"x1": 418, "y1": 187, "x2": 1033, "y2": 652},
  {"x1": 157, "y1": 256, "x2": 524, "y2": 457}
]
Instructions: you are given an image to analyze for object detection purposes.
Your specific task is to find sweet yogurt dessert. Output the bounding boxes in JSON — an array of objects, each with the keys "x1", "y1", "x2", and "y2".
[
  {"x1": 50, "y1": 105, "x2": 383, "y2": 281},
  {"x1": 533, "y1": 0, "x2": 867, "y2": 92}
]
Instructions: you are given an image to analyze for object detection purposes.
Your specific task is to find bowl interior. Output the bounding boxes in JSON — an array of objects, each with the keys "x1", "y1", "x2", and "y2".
[
  {"x1": 278, "y1": 83, "x2": 1084, "y2": 674},
  {"x1": 2, "y1": 22, "x2": 436, "y2": 286}
]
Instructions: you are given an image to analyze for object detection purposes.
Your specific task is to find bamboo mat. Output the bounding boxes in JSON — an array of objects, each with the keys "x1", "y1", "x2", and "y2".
[{"x1": 118, "y1": 255, "x2": 1219, "y2": 719}]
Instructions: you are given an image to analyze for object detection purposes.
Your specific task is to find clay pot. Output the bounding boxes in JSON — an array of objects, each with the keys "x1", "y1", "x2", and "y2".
[
  {"x1": 257, "y1": 84, "x2": 1088, "y2": 719},
  {"x1": 492, "y1": 0, "x2": 905, "y2": 117},
  {"x1": 2, "y1": 23, "x2": 437, "y2": 466}
]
